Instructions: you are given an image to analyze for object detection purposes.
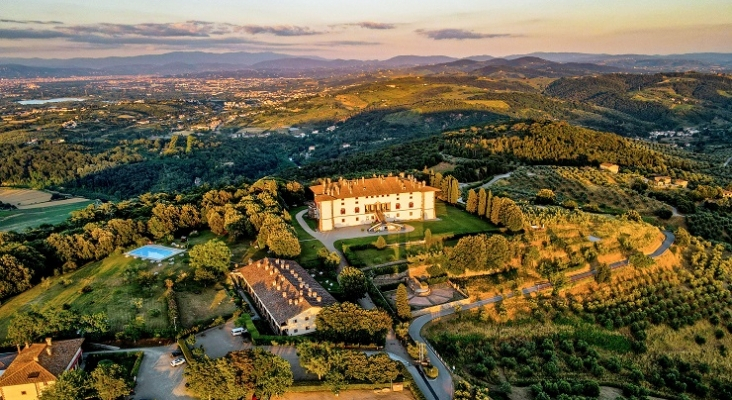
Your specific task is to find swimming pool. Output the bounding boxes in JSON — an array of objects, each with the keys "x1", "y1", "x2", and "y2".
[{"x1": 126, "y1": 244, "x2": 185, "y2": 261}]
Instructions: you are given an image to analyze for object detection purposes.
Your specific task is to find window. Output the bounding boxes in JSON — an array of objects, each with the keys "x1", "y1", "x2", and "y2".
[
  {"x1": 306, "y1": 326, "x2": 310, "y2": 330},
  {"x1": 396, "y1": 213, "x2": 400, "y2": 217},
  {"x1": 340, "y1": 208, "x2": 346, "y2": 215},
  {"x1": 355, "y1": 207, "x2": 360, "y2": 213},
  {"x1": 409, "y1": 202, "x2": 414, "y2": 208},
  {"x1": 342, "y1": 218, "x2": 345, "y2": 223},
  {"x1": 294, "y1": 329, "x2": 298, "y2": 333},
  {"x1": 21, "y1": 392, "x2": 27, "y2": 395},
  {"x1": 395, "y1": 203, "x2": 401, "y2": 209},
  {"x1": 356, "y1": 217, "x2": 359, "y2": 221},
  {"x1": 293, "y1": 319, "x2": 297, "y2": 323},
  {"x1": 305, "y1": 317, "x2": 309, "y2": 321},
  {"x1": 410, "y1": 212, "x2": 413, "y2": 216}
]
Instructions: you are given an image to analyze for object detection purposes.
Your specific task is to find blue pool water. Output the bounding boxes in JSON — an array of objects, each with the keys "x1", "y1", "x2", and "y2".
[{"x1": 126, "y1": 245, "x2": 184, "y2": 261}]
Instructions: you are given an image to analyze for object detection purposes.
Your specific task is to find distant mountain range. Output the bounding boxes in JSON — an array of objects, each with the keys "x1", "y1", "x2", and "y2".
[{"x1": 0, "y1": 51, "x2": 730, "y2": 78}]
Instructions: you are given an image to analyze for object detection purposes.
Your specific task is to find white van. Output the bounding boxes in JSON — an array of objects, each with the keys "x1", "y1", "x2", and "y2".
[{"x1": 231, "y1": 327, "x2": 247, "y2": 336}]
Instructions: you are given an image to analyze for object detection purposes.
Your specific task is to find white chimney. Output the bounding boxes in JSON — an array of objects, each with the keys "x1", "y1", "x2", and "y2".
[{"x1": 317, "y1": 296, "x2": 322, "y2": 302}]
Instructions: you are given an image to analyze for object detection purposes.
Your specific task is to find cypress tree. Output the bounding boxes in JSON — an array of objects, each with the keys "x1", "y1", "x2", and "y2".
[
  {"x1": 490, "y1": 196, "x2": 502, "y2": 225},
  {"x1": 396, "y1": 284, "x2": 411, "y2": 320},
  {"x1": 449, "y1": 177, "x2": 460, "y2": 204},
  {"x1": 486, "y1": 190, "x2": 493, "y2": 218},
  {"x1": 477, "y1": 188, "x2": 487, "y2": 217},
  {"x1": 466, "y1": 189, "x2": 478, "y2": 213}
]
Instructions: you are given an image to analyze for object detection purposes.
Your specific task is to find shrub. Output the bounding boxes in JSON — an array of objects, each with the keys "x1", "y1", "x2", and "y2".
[
  {"x1": 424, "y1": 365, "x2": 439, "y2": 379},
  {"x1": 694, "y1": 334, "x2": 707, "y2": 345}
]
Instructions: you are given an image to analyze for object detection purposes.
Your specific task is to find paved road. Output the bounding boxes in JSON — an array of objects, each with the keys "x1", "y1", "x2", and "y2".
[
  {"x1": 408, "y1": 230, "x2": 675, "y2": 399},
  {"x1": 480, "y1": 172, "x2": 513, "y2": 188},
  {"x1": 723, "y1": 156, "x2": 732, "y2": 168}
]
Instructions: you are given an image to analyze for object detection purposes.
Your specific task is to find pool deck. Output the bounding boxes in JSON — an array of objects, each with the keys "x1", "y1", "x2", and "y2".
[{"x1": 125, "y1": 244, "x2": 186, "y2": 262}]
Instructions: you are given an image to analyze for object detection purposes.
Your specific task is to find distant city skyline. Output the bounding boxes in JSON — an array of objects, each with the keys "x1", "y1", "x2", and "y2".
[{"x1": 2, "y1": 0, "x2": 731, "y2": 59}]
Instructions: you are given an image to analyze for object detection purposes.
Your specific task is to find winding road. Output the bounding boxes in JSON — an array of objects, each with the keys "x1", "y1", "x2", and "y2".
[
  {"x1": 295, "y1": 207, "x2": 676, "y2": 400},
  {"x1": 480, "y1": 172, "x2": 513, "y2": 188},
  {"x1": 406, "y1": 230, "x2": 675, "y2": 400}
]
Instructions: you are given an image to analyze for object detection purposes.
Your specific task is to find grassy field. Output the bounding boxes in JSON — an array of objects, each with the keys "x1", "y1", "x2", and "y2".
[
  {"x1": 0, "y1": 231, "x2": 241, "y2": 341},
  {"x1": 0, "y1": 200, "x2": 94, "y2": 232}
]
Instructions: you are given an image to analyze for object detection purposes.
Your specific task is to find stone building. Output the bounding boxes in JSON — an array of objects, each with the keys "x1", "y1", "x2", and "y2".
[
  {"x1": 309, "y1": 174, "x2": 439, "y2": 232},
  {"x1": 231, "y1": 258, "x2": 337, "y2": 336}
]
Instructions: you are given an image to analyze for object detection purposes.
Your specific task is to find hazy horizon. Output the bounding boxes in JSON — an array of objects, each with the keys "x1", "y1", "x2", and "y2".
[{"x1": 2, "y1": 0, "x2": 731, "y2": 59}]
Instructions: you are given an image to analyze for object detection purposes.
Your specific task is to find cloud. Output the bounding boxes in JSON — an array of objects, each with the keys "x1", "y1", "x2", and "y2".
[
  {"x1": 0, "y1": 18, "x2": 63, "y2": 25},
  {"x1": 351, "y1": 22, "x2": 396, "y2": 30},
  {"x1": 58, "y1": 21, "x2": 226, "y2": 37},
  {"x1": 0, "y1": 28, "x2": 68, "y2": 39},
  {"x1": 416, "y1": 28, "x2": 513, "y2": 40},
  {"x1": 66, "y1": 35, "x2": 294, "y2": 48},
  {"x1": 236, "y1": 25, "x2": 322, "y2": 36}
]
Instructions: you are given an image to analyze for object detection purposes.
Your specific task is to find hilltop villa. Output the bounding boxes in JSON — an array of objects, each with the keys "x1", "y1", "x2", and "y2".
[
  {"x1": 231, "y1": 258, "x2": 337, "y2": 336},
  {"x1": 309, "y1": 174, "x2": 439, "y2": 232},
  {"x1": 0, "y1": 338, "x2": 84, "y2": 400}
]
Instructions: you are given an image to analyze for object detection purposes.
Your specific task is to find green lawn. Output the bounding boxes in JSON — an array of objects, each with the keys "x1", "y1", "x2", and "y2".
[
  {"x1": 289, "y1": 207, "x2": 326, "y2": 268},
  {"x1": 0, "y1": 201, "x2": 94, "y2": 232},
  {"x1": 336, "y1": 201, "x2": 498, "y2": 249},
  {"x1": 0, "y1": 230, "x2": 242, "y2": 341}
]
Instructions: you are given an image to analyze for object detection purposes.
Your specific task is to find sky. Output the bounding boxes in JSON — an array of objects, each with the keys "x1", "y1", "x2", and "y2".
[{"x1": 1, "y1": 0, "x2": 731, "y2": 59}]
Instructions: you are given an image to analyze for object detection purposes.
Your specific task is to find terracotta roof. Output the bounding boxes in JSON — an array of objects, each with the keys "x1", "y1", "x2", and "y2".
[
  {"x1": 310, "y1": 175, "x2": 438, "y2": 202},
  {"x1": 0, "y1": 338, "x2": 84, "y2": 387},
  {"x1": 235, "y1": 258, "x2": 337, "y2": 325}
]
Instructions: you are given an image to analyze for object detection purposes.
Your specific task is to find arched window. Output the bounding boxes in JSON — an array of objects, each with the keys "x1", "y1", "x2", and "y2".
[
  {"x1": 409, "y1": 202, "x2": 414, "y2": 208},
  {"x1": 395, "y1": 203, "x2": 401, "y2": 210},
  {"x1": 340, "y1": 208, "x2": 346, "y2": 215},
  {"x1": 354, "y1": 207, "x2": 360, "y2": 213}
]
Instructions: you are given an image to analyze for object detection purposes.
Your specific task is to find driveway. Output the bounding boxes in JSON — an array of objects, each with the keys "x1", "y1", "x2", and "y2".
[
  {"x1": 87, "y1": 345, "x2": 193, "y2": 400},
  {"x1": 195, "y1": 321, "x2": 316, "y2": 381},
  {"x1": 295, "y1": 209, "x2": 414, "y2": 270}
]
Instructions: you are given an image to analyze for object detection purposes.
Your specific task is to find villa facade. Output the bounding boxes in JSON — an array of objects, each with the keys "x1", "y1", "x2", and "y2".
[{"x1": 309, "y1": 174, "x2": 439, "y2": 232}]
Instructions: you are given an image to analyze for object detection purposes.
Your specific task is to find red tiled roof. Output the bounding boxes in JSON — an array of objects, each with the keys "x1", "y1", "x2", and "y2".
[
  {"x1": 235, "y1": 258, "x2": 337, "y2": 325},
  {"x1": 310, "y1": 175, "x2": 438, "y2": 202},
  {"x1": 0, "y1": 338, "x2": 84, "y2": 387}
]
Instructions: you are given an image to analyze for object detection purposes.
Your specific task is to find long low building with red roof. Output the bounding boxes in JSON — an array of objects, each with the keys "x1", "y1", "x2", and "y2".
[
  {"x1": 231, "y1": 258, "x2": 337, "y2": 336},
  {"x1": 309, "y1": 174, "x2": 439, "y2": 231}
]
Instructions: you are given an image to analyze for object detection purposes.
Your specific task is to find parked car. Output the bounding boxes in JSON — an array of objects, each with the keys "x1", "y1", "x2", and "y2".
[
  {"x1": 231, "y1": 327, "x2": 247, "y2": 336},
  {"x1": 170, "y1": 349, "x2": 183, "y2": 358},
  {"x1": 170, "y1": 357, "x2": 186, "y2": 367}
]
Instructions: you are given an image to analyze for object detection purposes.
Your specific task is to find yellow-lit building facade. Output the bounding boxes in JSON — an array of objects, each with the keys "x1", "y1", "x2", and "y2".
[{"x1": 309, "y1": 175, "x2": 439, "y2": 232}]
